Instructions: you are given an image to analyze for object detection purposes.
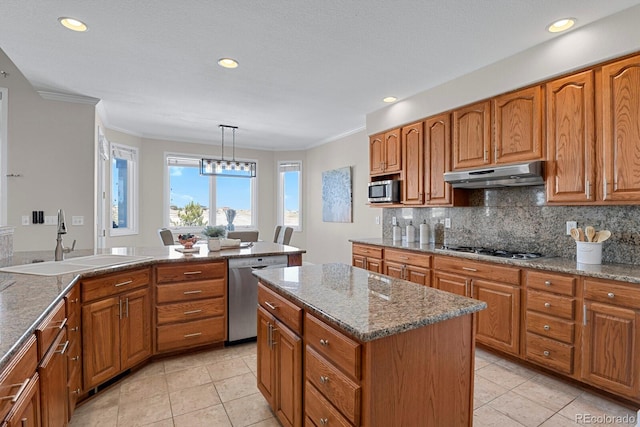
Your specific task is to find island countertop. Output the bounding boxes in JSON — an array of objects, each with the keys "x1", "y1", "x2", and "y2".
[
  {"x1": 0, "y1": 242, "x2": 305, "y2": 371},
  {"x1": 253, "y1": 263, "x2": 486, "y2": 342}
]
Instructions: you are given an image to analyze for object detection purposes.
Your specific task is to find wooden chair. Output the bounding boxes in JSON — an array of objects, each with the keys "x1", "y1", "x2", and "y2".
[
  {"x1": 157, "y1": 228, "x2": 175, "y2": 245},
  {"x1": 226, "y1": 230, "x2": 259, "y2": 242}
]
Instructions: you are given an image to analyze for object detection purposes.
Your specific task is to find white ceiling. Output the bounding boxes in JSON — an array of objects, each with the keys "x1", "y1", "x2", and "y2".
[{"x1": 1, "y1": 1, "x2": 640, "y2": 150}]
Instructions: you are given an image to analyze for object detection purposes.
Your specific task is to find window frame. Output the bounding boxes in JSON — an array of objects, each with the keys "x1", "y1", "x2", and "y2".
[
  {"x1": 164, "y1": 152, "x2": 258, "y2": 233},
  {"x1": 277, "y1": 160, "x2": 302, "y2": 232},
  {"x1": 109, "y1": 142, "x2": 139, "y2": 236}
]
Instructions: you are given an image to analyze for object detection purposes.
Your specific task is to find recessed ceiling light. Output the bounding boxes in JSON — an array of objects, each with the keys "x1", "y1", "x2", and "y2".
[
  {"x1": 383, "y1": 96, "x2": 397, "y2": 103},
  {"x1": 547, "y1": 18, "x2": 575, "y2": 33},
  {"x1": 218, "y1": 58, "x2": 239, "y2": 69},
  {"x1": 58, "y1": 17, "x2": 88, "y2": 32}
]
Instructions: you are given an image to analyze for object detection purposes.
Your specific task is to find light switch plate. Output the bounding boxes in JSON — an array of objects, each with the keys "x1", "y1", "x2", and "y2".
[
  {"x1": 44, "y1": 215, "x2": 57, "y2": 225},
  {"x1": 72, "y1": 216, "x2": 84, "y2": 226},
  {"x1": 444, "y1": 218, "x2": 451, "y2": 229},
  {"x1": 21, "y1": 215, "x2": 29, "y2": 225},
  {"x1": 566, "y1": 221, "x2": 577, "y2": 235}
]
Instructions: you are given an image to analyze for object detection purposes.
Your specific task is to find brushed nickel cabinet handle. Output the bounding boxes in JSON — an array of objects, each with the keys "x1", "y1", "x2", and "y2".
[
  {"x1": 55, "y1": 317, "x2": 68, "y2": 330},
  {"x1": 607, "y1": 292, "x2": 615, "y2": 298},
  {"x1": 319, "y1": 375, "x2": 329, "y2": 384},
  {"x1": 544, "y1": 302, "x2": 551, "y2": 308},
  {"x1": 265, "y1": 301, "x2": 277, "y2": 310},
  {"x1": 319, "y1": 418, "x2": 328, "y2": 426},
  {"x1": 0, "y1": 379, "x2": 30, "y2": 403},
  {"x1": 399, "y1": 256, "x2": 409, "y2": 260},
  {"x1": 543, "y1": 350, "x2": 550, "y2": 357},
  {"x1": 115, "y1": 279, "x2": 133, "y2": 287},
  {"x1": 72, "y1": 388, "x2": 81, "y2": 395},
  {"x1": 56, "y1": 340, "x2": 70, "y2": 355},
  {"x1": 544, "y1": 280, "x2": 551, "y2": 287},
  {"x1": 543, "y1": 325, "x2": 550, "y2": 331},
  {"x1": 183, "y1": 271, "x2": 203, "y2": 276},
  {"x1": 71, "y1": 355, "x2": 80, "y2": 361},
  {"x1": 183, "y1": 290, "x2": 202, "y2": 295},
  {"x1": 320, "y1": 339, "x2": 329, "y2": 347},
  {"x1": 70, "y1": 326, "x2": 79, "y2": 332},
  {"x1": 462, "y1": 267, "x2": 477, "y2": 272},
  {"x1": 184, "y1": 309, "x2": 203, "y2": 315},
  {"x1": 184, "y1": 332, "x2": 202, "y2": 338}
]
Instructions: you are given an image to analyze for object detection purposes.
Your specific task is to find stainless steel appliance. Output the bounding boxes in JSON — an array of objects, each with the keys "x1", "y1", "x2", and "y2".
[
  {"x1": 368, "y1": 179, "x2": 400, "y2": 203},
  {"x1": 443, "y1": 161, "x2": 544, "y2": 189},
  {"x1": 227, "y1": 255, "x2": 289, "y2": 343},
  {"x1": 439, "y1": 245, "x2": 543, "y2": 260}
]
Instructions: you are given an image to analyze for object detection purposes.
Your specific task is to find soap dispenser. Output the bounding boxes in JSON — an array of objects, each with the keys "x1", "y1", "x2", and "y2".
[
  {"x1": 392, "y1": 222, "x2": 402, "y2": 241},
  {"x1": 419, "y1": 220, "x2": 429, "y2": 245},
  {"x1": 406, "y1": 221, "x2": 416, "y2": 243}
]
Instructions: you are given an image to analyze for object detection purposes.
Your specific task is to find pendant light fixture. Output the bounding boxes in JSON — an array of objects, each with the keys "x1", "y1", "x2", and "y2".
[{"x1": 200, "y1": 125, "x2": 257, "y2": 177}]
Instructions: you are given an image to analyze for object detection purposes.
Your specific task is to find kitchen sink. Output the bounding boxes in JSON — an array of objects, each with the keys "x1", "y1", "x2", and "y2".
[{"x1": 0, "y1": 254, "x2": 154, "y2": 277}]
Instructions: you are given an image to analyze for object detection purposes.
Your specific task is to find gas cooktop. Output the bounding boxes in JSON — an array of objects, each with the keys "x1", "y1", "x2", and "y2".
[{"x1": 439, "y1": 246, "x2": 544, "y2": 260}]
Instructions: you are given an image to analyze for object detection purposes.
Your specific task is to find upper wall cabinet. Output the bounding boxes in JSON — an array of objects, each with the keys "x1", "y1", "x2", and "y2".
[
  {"x1": 401, "y1": 121, "x2": 424, "y2": 204},
  {"x1": 602, "y1": 54, "x2": 640, "y2": 202},
  {"x1": 493, "y1": 86, "x2": 544, "y2": 164},
  {"x1": 370, "y1": 128, "x2": 402, "y2": 176},
  {"x1": 546, "y1": 70, "x2": 596, "y2": 203},
  {"x1": 425, "y1": 113, "x2": 454, "y2": 206},
  {"x1": 452, "y1": 101, "x2": 491, "y2": 169}
]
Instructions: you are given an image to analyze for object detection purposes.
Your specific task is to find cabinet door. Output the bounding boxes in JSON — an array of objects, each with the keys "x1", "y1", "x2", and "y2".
[
  {"x1": 275, "y1": 321, "x2": 303, "y2": 427},
  {"x1": 120, "y1": 287, "x2": 151, "y2": 370},
  {"x1": 4, "y1": 374, "x2": 40, "y2": 427},
  {"x1": 433, "y1": 271, "x2": 468, "y2": 296},
  {"x1": 82, "y1": 296, "x2": 120, "y2": 389},
  {"x1": 452, "y1": 101, "x2": 491, "y2": 169},
  {"x1": 406, "y1": 266, "x2": 431, "y2": 287},
  {"x1": 425, "y1": 113, "x2": 452, "y2": 206},
  {"x1": 493, "y1": 86, "x2": 544, "y2": 164},
  {"x1": 352, "y1": 255, "x2": 366, "y2": 270},
  {"x1": 384, "y1": 261, "x2": 404, "y2": 280},
  {"x1": 402, "y1": 122, "x2": 424, "y2": 204},
  {"x1": 369, "y1": 133, "x2": 384, "y2": 175},
  {"x1": 473, "y1": 280, "x2": 521, "y2": 356},
  {"x1": 383, "y1": 129, "x2": 402, "y2": 173},
  {"x1": 546, "y1": 70, "x2": 595, "y2": 203},
  {"x1": 39, "y1": 329, "x2": 68, "y2": 427},
  {"x1": 366, "y1": 258, "x2": 383, "y2": 274},
  {"x1": 582, "y1": 301, "x2": 640, "y2": 398},
  {"x1": 602, "y1": 55, "x2": 640, "y2": 201},
  {"x1": 257, "y1": 306, "x2": 276, "y2": 409}
]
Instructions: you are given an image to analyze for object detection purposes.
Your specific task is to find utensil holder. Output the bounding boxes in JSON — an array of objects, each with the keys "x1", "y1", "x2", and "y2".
[{"x1": 576, "y1": 241, "x2": 602, "y2": 264}]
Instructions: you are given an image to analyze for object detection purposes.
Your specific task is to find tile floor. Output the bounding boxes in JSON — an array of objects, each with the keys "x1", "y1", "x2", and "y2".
[{"x1": 69, "y1": 343, "x2": 639, "y2": 427}]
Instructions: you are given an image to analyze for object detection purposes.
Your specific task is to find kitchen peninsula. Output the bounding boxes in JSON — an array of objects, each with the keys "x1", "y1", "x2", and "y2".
[{"x1": 254, "y1": 263, "x2": 486, "y2": 427}]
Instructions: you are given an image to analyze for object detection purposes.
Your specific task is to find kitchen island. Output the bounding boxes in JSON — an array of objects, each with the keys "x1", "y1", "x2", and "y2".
[{"x1": 253, "y1": 263, "x2": 486, "y2": 427}]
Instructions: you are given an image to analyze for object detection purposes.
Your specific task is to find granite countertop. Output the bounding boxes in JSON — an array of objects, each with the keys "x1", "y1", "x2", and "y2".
[
  {"x1": 0, "y1": 242, "x2": 305, "y2": 372},
  {"x1": 351, "y1": 238, "x2": 640, "y2": 284},
  {"x1": 253, "y1": 263, "x2": 486, "y2": 342}
]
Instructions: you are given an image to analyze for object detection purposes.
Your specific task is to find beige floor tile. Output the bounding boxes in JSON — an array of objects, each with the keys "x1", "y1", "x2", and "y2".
[
  {"x1": 74, "y1": 385, "x2": 120, "y2": 414},
  {"x1": 206, "y1": 357, "x2": 252, "y2": 382},
  {"x1": 476, "y1": 347, "x2": 504, "y2": 363},
  {"x1": 169, "y1": 382, "x2": 221, "y2": 416},
  {"x1": 243, "y1": 353, "x2": 258, "y2": 375},
  {"x1": 143, "y1": 419, "x2": 175, "y2": 427},
  {"x1": 215, "y1": 372, "x2": 261, "y2": 402},
  {"x1": 512, "y1": 374, "x2": 582, "y2": 412},
  {"x1": 119, "y1": 373, "x2": 169, "y2": 403},
  {"x1": 224, "y1": 392, "x2": 274, "y2": 427},
  {"x1": 68, "y1": 404, "x2": 118, "y2": 427},
  {"x1": 474, "y1": 355, "x2": 493, "y2": 370},
  {"x1": 476, "y1": 363, "x2": 533, "y2": 389},
  {"x1": 494, "y1": 357, "x2": 539, "y2": 379},
  {"x1": 474, "y1": 375, "x2": 509, "y2": 407},
  {"x1": 488, "y1": 391, "x2": 556, "y2": 427},
  {"x1": 163, "y1": 352, "x2": 207, "y2": 373},
  {"x1": 539, "y1": 413, "x2": 581, "y2": 426},
  {"x1": 117, "y1": 393, "x2": 172, "y2": 427},
  {"x1": 121, "y1": 361, "x2": 166, "y2": 385},
  {"x1": 558, "y1": 392, "x2": 638, "y2": 425},
  {"x1": 165, "y1": 365, "x2": 212, "y2": 393},
  {"x1": 247, "y1": 418, "x2": 281, "y2": 427},
  {"x1": 172, "y1": 404, "x2": 232, "y2": 427},
  {"x1": 473, "y1": 404, "x2": 527, "y2": 427}
]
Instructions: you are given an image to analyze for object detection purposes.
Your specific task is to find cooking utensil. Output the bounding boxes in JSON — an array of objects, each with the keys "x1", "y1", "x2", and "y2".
[
  {"x1": 577, "y1": 228, "x2": 585, "y2": 242},
  {"x1": 570, "y1": 228, "x2": 581, "y2": 242},
  {"x1": 596, "y1": 230, "x2": 611, "y2": 242},
  {"x1": 585, "y1": 226, "x2": 596, "y2": 242}
]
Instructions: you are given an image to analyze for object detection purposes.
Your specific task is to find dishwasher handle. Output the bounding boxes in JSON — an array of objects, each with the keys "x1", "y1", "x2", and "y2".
[{"x1": 251, "y1": 266, "x2": 268, "y2": 270}]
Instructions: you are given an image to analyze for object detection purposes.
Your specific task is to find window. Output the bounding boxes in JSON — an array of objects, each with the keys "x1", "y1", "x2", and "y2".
[
  {"x1": 278, "y1": 161, "x2": 302, "y2": 231},
  {"x1": 166, "y1": 155, "x2": 256, "y2": 231},
  {"x1": 110, "y1": 143, "x2": 138, "y2": 236}
]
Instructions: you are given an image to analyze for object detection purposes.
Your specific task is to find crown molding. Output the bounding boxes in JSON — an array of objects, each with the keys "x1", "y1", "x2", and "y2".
[{"x1": 37, "y1": 90, "x2": 100, "y2": 105}]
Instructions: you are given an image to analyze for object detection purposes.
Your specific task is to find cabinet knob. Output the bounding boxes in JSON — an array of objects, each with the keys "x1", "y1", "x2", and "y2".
[
  {"x1": 320, "y1": 339, "x2": 329, "y2": 347},
  {"x1": 320, "y1": 418, "x2": 329, "y2": 426},
  {"x1": 607, "y1": 292, "x2": 615, "y2": 299},
  {"x1": 544, "y1": 280, "x2": 551, "y2": 287},
  {"x1": 543, "y1": 350, "x2": 550, "y2": 357},
  {"x1": 71, "y1": 355, "x2": 80, "y2": 361},
  {"x1": 543, "y1": 325, "x2": 550, "y2": 331},
  {"x1": 72, "y1": 388, "x2": 81, "y2": 395},
  {"x1": 544, "y1": 302, "x2": 551, "y2": 308},
  {"x1": 320, "y1": 375, "x2": 329, "y2": 384}
]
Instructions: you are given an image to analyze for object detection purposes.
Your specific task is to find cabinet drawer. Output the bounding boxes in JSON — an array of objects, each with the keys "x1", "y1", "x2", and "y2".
[
  {"x1": 258, "y1": 283, "x2": 302, "y2": 335},
  {"x1": 526, "y1": 311, "x2": 574, "y2": 344},
  {"x1": 306, "y1": 346, "x2": 360, "y2": 425},
  {"x1": 35, "y1": 300, "x2": 67, "y2": 360},
  {"x1": 384, "y1": 249, "x2": 431, "y2": 267},
  {"x1": 156, "y1": 317, "x2": 225, "y2": 352},
  {"x1": 156, "y1": 261, "x2": 226, "y2": 284},
  {"x1": 525, "y1": 333, "x2": 574, "y2": 374},
  {"x1": 584, "y1": 279, "x2": 640, "y2": 309},
  {"x1": 434, "y1": 256, "x2": 520, "y2": 285},
  {"x1": 526, "y1": 289, "x2": 575, "y2": 320},
  {"x1": 156, "y1": 279, "x2": 225, "y2": 304},
  {"x1": 305, "y1": 313, "x2": 361, "y2": 380},
  {"x1": 0, "y1": 336, "x2": 37, "y2": 421},
  {"x1": 82, "y1": 268, "x2": 150, "y2": 302},
  {"x1": 65, "y1": 285, "x2": 80, "y2": 320},
  {"x1": 527, "y1": 271, "x2": 576, "y2": 296},
  {"x1": 305, "y1": 381, "x2": 353, "y2": 427},
  {"x1": 352, "y1": 244, "x2": 383, "y2": 259},
  {"x1": 156, "y1": 297, "x2": 225, "y2": 325}
]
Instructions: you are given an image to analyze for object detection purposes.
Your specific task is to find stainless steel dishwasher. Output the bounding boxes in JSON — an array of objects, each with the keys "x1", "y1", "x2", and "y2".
[{"x1": 227, "y1": 255, "x2": 289, "y2": 344}]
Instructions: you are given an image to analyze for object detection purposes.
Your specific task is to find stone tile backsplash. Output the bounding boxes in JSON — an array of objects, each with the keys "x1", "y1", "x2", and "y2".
[{"x1": 382, "y1": 186, "x2": 640, "y2": 265}]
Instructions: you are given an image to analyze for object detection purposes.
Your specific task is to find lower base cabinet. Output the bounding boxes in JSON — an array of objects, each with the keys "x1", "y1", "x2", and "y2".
[
  {"x1": 3, "y1": 374, "x2": 41, "y2": 427},
  {"x1": 39, "y1": 329, "x2": 68, "y2": 427}
]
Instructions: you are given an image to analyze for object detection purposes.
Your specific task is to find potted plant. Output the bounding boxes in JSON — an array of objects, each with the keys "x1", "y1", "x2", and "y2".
[{"x1": 202, "y1": 225, "x2": 226, "y2": 251}]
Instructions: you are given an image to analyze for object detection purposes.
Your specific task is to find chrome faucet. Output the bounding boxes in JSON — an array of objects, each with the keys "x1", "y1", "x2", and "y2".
[{"x1": 55, "y1": 209, "x2": 75, "y2": 261}]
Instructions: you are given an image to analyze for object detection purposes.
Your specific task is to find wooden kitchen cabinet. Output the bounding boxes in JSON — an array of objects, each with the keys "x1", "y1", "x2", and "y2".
[
  {"x1": 369, "y1": 128, "x2": 401, "y2": 176},
  {"x1": 546, "y1": 70, "x2": 596, "y2": 203},
  {"x1": 351, "y1": 243, "x2": 383, "y2": 273},
  {"x1": 582, "y1": 278, "x2": 640, "y2": 399},
  {"x1": 452, "y1": 100, "x2": 491, "y2": 169},
  {"x1": 65, "y1": 285, "x2": 82, "y2": 419},
  {"x1": 2, "y1": 373, "x2": 40, "y2": 427},
  {"x1": 425, "y1": 112, "x2": 457, "y2": 206},
  {"x1": 401, "y1": 121, "x2": 425, "y2": 204},
  {"x1": 81, "y1": 267, "x2": 151, "y2": 390},
  {"x1": 0, "y1": 336, "x2": 39, "y2": 425},
  {"x1": 601, "y1": 54, "x2": 640, "y2": 202},
  {"x1": 39, "y1": 328, "x2": 68, "y2": 427},
  {"x1": 257, "y1": 285, "x2": 303, "y2": 427},
  {"x1": 384, "y1": 248, "x2": 431, "y2": 286}
]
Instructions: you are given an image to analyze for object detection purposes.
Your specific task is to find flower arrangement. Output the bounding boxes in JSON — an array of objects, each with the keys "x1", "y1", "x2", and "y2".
[
  {"x1": 202, "y1": 226, "x2": 227, "y2": 238},
  {"x1": 177, "y1": 233, "x2": 198, "y2": 248}
]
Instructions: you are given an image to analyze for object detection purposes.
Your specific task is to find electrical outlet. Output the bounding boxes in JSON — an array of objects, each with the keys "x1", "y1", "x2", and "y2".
[
  {"x1": 444, "y1": 218, "x2": 451, "y2": 229},
  {"x1": 72, "y1": 216, "x2": 84, "y2": 226},
  {"x1": 375, "y1": 216, "x2": 380, "y2": 225},
  {"x1": 44, "y1": 215, "x2": 57, "y2": 225},
  {"x1": 566, "y1": 221, "x2": 577, "y2": 235},
  {"x1": 21, "y1": 215, "x2": 29, "y2": 225},
  {"x1": 392, "y1": 216, "x2": 397, "y2": 226}
]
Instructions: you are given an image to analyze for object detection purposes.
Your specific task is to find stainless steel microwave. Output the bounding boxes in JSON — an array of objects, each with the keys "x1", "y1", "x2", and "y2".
[{"x1": 368, "y1": 180, "x2": 400, "y2": 203}]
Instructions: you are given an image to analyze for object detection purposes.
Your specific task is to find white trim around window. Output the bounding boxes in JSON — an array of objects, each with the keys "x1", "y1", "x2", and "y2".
[
  {"x1": 110, "y1": 142, "x2": 139, "y2": 236},
  {"x1": 277, "y1": 160, "x2": 302, "y2": 232}
]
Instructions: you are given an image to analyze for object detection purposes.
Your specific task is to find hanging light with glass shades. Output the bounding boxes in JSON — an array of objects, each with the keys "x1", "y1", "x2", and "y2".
[{"x1": 200, "y1": 125, "x2": 257, "y2": 177}]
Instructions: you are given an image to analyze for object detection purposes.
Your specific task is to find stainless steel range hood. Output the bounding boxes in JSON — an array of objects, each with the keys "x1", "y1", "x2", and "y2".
[{"x1": 443, "y1": 161, "x2": 544, "y2": 189}]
